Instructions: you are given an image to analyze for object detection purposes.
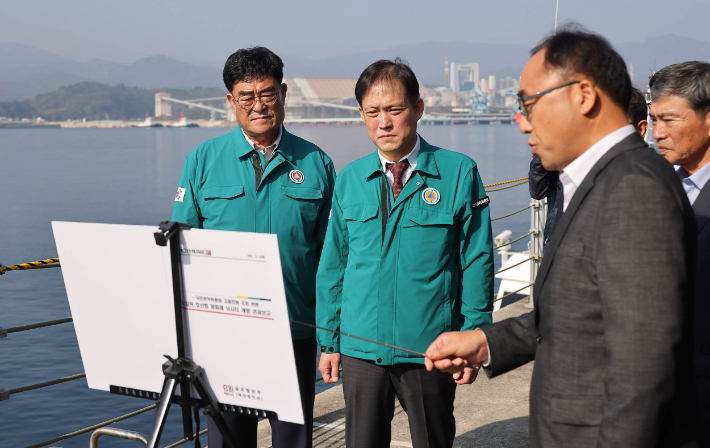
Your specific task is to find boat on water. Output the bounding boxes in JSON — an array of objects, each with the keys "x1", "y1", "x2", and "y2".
[
  {"x1": 169, "y1": 113, "x2": 198, "y2": 128},
  {"x1": 133, "y1": 113, "x2": 163, "y2": 128}
]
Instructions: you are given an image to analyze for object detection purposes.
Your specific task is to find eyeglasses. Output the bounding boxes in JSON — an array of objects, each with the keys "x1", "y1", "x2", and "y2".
[
  {"x1": 517, "y1": 80, "x2": 580, "y2": 118},
  {"x1": 233, "y1": 89, "x2": 280, "y2": 110}
]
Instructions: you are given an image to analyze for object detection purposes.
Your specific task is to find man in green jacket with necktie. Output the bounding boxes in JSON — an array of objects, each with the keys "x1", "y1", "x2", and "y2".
[{"x1": 316, "y1": 58, "x2": 494, "y2": 448}]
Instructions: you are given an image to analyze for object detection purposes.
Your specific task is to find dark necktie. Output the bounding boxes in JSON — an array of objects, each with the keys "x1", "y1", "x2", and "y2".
[
  {"x1": 251, "y1": 150, "x2": 263, "y2": 190},
  {"x1": 386, "y1": 159, "x2": 409, "y2": 201}
]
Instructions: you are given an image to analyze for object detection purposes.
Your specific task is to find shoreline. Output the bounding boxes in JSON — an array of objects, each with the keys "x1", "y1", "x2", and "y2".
[{"x1": 0, "y1": 116, "x2": 518, "y2": 130}]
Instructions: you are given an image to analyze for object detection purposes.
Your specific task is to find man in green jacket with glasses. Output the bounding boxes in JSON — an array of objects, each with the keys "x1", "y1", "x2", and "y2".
[
  {"x1": 172, "y1": 46, "x2": 335, "y2": 448},
  {"x1": 316, "y1": 58, "x2": 494, "y2": 448}
]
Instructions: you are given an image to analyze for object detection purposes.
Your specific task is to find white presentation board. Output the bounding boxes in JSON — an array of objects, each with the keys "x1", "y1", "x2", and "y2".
[{"x1": 52, "y1": 221, "x2": 303, "y2": 424}]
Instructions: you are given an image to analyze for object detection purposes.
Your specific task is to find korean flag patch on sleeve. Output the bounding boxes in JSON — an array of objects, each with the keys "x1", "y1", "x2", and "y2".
[{"x1": 175, "y1": 187, "x2": 186, "y2": 202}]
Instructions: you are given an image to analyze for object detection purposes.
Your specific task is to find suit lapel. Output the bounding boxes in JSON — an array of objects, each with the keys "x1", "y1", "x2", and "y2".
[
  {"x1": 533, "y1": 134, "x2": 647, "y2": 299},
  {"x1": 692, "y1": 182, "x2": 710, "y2": 234}
]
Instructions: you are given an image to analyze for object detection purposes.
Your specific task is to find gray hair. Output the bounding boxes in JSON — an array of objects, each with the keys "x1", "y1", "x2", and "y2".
[{"x1": 649, "y1": 61, "x2": 710, "y2": 117}]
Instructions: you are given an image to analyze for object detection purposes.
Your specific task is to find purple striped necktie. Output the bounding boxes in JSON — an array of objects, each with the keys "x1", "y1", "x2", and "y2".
[{"x1": 386, "y1": 159, "x2": 410, "y2": 201}]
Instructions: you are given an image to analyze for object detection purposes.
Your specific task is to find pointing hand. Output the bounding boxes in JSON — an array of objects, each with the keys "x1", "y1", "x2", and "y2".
[{"x1": 424, "y1": 329, "x2": 489, "y2": 374}]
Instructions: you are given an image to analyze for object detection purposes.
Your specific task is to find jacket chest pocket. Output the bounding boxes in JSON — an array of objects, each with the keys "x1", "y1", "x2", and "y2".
[
  {"x1": 549, "y1": 243, "x2": 595, "y2": 294},
  {"x1": 199, "y1": 185, "x2": 245, "y2": 223},
  {"x1": 399, "y1": 207, "x2": 456, "y2": 270},
  {"x1": 281, "y1": 185, "x2": 323, "y2": 224},
  {"x1": 343, "y1": 205, "x2": 379, "y2": 245}
]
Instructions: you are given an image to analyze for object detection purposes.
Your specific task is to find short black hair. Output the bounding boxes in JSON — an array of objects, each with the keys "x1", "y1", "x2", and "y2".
[
  {"x1": 531, "y1": 25, "x2": 632, "y2": 112},
  {"x1": 223, "y1": 46, "x2": 284, "y2": 93},
  {"x1": 627, "y1": 87, "x2": 648, "y2": 126},
  {"x1": 650, "y1": 61, "x2": 710, "y2": 118},
  {"x1": 355, "y1": 57, "x2": 419, "y2": 107}
]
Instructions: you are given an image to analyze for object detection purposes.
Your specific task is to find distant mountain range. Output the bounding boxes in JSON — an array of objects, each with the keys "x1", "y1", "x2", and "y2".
[
  {"x1": 0, "y1": 43, "x2": 223, "y2": 101},
  {"x1": 0, "y1": 82, "x2": 225, "y2": 121},
  {"x1": 1, "y1": 35, "x2": 710, "y2": 101}
]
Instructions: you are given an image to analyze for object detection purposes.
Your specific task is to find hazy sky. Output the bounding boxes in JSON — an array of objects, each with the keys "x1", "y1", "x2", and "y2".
[{"x1": 3, "y1": 0, "x2": 709, "y2": 65}]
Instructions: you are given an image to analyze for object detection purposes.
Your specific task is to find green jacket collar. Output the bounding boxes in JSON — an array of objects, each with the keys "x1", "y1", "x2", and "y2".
[
  {"x1": 232, "y1": 125, "x2": 293, "y2": 162},
  {"x1": 364, "y1": 134, "x2": 439, "y2": 178}
]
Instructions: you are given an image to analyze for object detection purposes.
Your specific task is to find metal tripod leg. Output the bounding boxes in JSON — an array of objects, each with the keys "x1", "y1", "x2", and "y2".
[
  {"x1": 146, "y1": 377, "x2": 177, "y2": 448},
  {"x1": 179, "y1": 377, "x2": 194, "y2": 441},
  {"x1": 190, "y1": 367, "x2": 239, "y2": 448}
]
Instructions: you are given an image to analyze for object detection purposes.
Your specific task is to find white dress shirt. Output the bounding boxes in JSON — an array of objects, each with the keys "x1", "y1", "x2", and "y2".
[
  {"x1": 559, "y1": 125, "x2": 636, "y2": 212},
  {"x1": 677, "y1": 161, "x2": 710, "y2": 205},
  {"x1": 378, "y1": 135, "x2": 420, "y2": 186},
  {"x1": 242, "y1": 125, "x2": 283, "y2": 165}
]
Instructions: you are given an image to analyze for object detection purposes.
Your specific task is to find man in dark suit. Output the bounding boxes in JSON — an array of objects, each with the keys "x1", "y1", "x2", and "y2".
[
  {"x1": 424, "y1": 28, "x2": 698, "y2": 447},
  {"x1": 650, "y1": 61, "x2": 710, "y2": 445}
]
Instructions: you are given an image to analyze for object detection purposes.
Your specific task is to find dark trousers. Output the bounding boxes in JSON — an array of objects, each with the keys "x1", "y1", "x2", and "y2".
[
  {"x1": 697, "y1": 377, "x2": 710, "y2": 446},
  {"x1": 208, "y1": 336, "x2": 317, "y2": 448},
  {"x1": 341, "y1": 355, "x2": 457, "y2": 448}
]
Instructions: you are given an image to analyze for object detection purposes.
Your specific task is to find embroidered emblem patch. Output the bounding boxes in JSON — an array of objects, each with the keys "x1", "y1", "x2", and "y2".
[
  {"x1": 422, "y1": 188, "x2": 440, "y2": 205},
  {"x1": 289, "y1": 170, "x2": 304, "y2": 184},
  {"x1": 175, "y1": 187, "x2": 186, "y2": 202}
]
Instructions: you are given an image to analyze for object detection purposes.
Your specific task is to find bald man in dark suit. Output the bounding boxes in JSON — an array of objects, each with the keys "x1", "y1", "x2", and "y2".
[{"x1": 426, "y1": 28, "x2": 698, "y2": 448}]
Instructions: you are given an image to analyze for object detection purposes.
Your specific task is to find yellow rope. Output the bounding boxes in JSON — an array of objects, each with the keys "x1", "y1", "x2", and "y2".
[
  {"x1": 484, "y1": 177, "x2": 529, "y2": 188},
  {"x1": 1, "y1": 258, "x2": 59, "y2": 274}
]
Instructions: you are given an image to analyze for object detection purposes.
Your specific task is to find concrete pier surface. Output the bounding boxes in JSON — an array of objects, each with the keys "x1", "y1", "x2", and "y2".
[{"x1": 256, "y1": 299, "x2": 533, "y2": 447}]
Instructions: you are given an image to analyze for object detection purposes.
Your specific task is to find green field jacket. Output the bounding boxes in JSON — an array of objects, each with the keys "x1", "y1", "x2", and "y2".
[
  {"x1": 316, "y1": 136, "x2": 494, "y2": 364},
  {"x1": 172, "y1": 126, "x2": 336, "y2": 339}
]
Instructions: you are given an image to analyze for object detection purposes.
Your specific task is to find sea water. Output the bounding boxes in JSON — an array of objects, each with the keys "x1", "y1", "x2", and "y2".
[{"x1": 0, "y1": 125, "x2": 531, "y2": 447}]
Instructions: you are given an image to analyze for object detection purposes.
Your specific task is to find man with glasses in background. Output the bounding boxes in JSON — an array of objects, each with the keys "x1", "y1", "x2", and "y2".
[
  {"x1": 172, "y1": 46, "x2": 336, "y2": 448},
  {"x1": 650, "y1": 61, "x2": 710, "y2": 445},
  {"x1": 426, "y1": 28, "x2": 697, "y2": 447}
]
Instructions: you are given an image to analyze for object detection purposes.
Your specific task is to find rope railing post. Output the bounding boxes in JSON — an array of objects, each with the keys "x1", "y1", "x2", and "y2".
[
  {"x1": 529, "y1": 199, "x2": 537, "y2": 307},
  {"x1": 22, "y1": 404, "x2": 158, "y2": 448},
  {"x1": 528, "y1": 198, "x2": 545, "y2": 308},
  {"x1": 89, "y1": 427, "x2": 148, "y2": 448},
  {"x1": 492, "y1": 231, "x2": 533, "y2": 251}
]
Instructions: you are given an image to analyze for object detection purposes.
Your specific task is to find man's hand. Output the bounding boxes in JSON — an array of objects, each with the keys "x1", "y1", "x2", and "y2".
[
  {"x1": 453, "y1": 366, "x2": 479, "y2": 384},
  {"x1": 318, "y1": 352, "x2": 341, "y2": 384},
  {"x1": 425, "y1": 329, "x2": 489, "y2": 374}
]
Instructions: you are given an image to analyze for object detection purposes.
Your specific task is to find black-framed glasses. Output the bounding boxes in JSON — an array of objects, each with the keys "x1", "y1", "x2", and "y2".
[
  {"x1": 517, "y1": 81, "x2": 580, "y2": 118},
  {"x1": 234, "y1": 88, "x2": 281, "y2": 110}
]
